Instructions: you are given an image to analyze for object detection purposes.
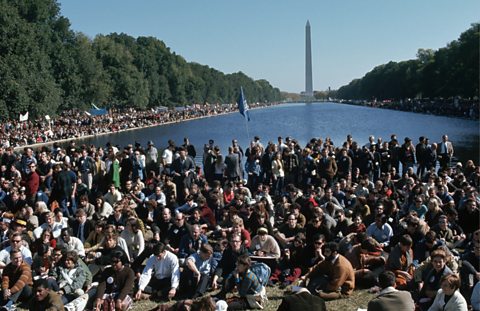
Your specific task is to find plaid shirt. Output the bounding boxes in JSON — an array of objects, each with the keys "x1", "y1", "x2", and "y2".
[{"x1": 237, "y1": 269, "x2": 262, "y2": 297}]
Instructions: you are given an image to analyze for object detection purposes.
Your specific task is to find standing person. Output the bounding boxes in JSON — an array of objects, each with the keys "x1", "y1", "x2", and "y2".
[
  {"x1": 161, "y1": 140, "x2": 175, "y2": 176},
  {"x1": 203, "y1": 145, "x2": 219, "y2": 184},
  {"x1": 224, "y1": 147, "x2": 241, "y2": 183},
  {"x1": 77, "y1": 149, "x2": 94, "y2": 191},
  {"x1": 145, "y1": 141, "x2": 158, "y2": 176},
  {"x1": 245, "y1": 153, "x2": 261, "y2": 192},
  {"x1": 316, "y1": 148, "x2": 337, "y2": 188},
  {"x1": 23, "y1": 162, "x2": 40, "y2": 207},
  {"x1": 336, "y1": 148, "x2": 352, "y2": 181},
  {"x1": 437, "y1": 135, "x2": 454, "y2": 171},
  {"x1": 183, "y1": 137, "x2": 197, "y2": 162},
  {"x1": 171, "y1": 147, "x2": 195, "y2": 203},
  {"x1": 271, "y1": 152, "x2": 285, "y2": 196},
  {"x1": 29, "y1": 279, "x2": 65, "y2": 311},
  {"x1": 0, "y1": 249, "x2": 33, "y2": 310},
  {"x1": 135, "y1": 242, "x2": 180, "y2": 301},
  {"x1": 366, "y1": 271, "x2": 414, "y2": 311},
  {"x1": 379, "y1": 142, "x2": 392, "y2": 175},
  {"x1": 119, "y1": 148, "x2": 133, "y2": 191},
  {"x1": 283, "y1": 148, "x2": 299, "y2": 186},
  {"x1": 95, "y1": 251, "x2": 135, "y2": 311},
  {"x1": 51, "y1": 164, "x2": 77, "y2": 218},
  {"x1": 416, "y1": 136, "x2": 428, "y2": 178},
  {"x1": 425, "y1": 143, "x2": 438, "y2": 173},
  {"x1": 399, "y1": 137, "x2": 415, "y2": 175}
]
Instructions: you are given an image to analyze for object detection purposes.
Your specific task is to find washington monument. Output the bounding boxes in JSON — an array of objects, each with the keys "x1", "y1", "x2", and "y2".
[{"x1": 305, "y1": 20, "x2": 313, "y2": 97}]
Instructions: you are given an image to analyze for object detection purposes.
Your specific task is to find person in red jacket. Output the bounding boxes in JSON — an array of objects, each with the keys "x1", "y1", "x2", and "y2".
[{"x1": 23, "y1": 163, "x2": 39, "y2": 207}]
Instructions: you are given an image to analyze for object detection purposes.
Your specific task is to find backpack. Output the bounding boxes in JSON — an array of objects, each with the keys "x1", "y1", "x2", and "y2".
[{"x1": 250, "y1": 262, "x2": 271, "y2": 287}]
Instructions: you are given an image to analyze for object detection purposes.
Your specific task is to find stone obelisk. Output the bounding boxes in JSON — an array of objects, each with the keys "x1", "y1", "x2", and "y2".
[{"x1": 305, "y1": 20, "x2": 313, "y2": 98}]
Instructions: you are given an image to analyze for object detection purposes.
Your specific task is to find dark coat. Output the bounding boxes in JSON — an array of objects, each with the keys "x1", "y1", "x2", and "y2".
[
  {"x1": 367, "y1": 289, "x2": 415, "y2": 311},
  {"x1": 276, "y1": 291, "x2": 326, "y2": 311}
]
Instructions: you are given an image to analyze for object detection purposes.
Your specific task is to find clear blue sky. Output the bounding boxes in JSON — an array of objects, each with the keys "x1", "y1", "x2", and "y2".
[{"x1": 58, "y1": 0, "x2": 479, "y2": 93}]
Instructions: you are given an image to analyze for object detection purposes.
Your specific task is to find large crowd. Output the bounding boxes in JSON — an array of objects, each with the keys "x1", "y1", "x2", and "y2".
[
  {"x1": 341, "y1": 98, "x2": 479, "y2": 120},
  {"x1": 0, "y1": 102, "x2": 276, "y2": 149},
  {"x1": 0, "y1": 131, "x2": 479, "y2": 311}
]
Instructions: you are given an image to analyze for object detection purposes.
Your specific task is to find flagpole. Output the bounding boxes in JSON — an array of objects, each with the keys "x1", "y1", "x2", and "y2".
[
  {"x1": 237, "y1": 86, "x2": 251, "y2": 144},
  {"x1": 244, "y1": 117, "x2": 251, "y2": 144}
]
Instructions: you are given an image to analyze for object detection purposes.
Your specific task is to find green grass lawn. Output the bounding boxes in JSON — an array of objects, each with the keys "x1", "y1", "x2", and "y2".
[{"x1": 131, "y1": 286, "x2": 375, "y2": 311}]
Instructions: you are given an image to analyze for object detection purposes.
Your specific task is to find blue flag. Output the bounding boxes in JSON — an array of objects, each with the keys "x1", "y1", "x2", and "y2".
[{"x1": 237, "y1": 86, "x2": 250, "y2": 121}]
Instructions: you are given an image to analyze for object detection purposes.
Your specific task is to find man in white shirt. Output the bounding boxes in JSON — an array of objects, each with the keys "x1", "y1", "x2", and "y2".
[
  {"x1": 161, "y1": 141, "x2": 175, "y2": 175},
  {"x1": 135, "y1": 242, "x2": 180, "y2": 300},
  {"x1": 0, "y1": 233, "x2": 33, "y2": 270},
  {"x1": 57, "y1": 228, "x2": 85, "y2": 257},
  {"x1": 33, "y1": 212, "x2": 62, "y2": 239}
]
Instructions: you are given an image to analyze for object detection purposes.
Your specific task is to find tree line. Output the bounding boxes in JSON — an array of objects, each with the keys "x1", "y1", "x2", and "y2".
[
  {"x1": 0, "y1": 0, "x2": 282, "y2": 120},
  {"x1": 336, "y1": 23, "x2": 479, "y2": 100}
]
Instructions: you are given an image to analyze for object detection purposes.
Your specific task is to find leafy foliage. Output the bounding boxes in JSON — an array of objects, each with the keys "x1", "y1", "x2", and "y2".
[
  {"x1": 337, "y1": 23, "x2": 479, "y2": 100},
  {"x1": 0, "y1": 0, "x2": 281, "y2": 119}
]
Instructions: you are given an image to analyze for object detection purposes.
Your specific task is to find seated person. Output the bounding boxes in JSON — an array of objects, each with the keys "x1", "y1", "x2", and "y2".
[
  {"x1": 135, "y1": 242, "x2": 180, "y2": 301},
  {"x1": 223, "y1": 254, "x2": 267, "y2": 310},
  {"x1": 431, "y1": 215, "x2": 455, "y2": 249},
  {"x1": 84, "y1": 221, "x2": 106, "y2": 252},
  {"x1": 178, "y1": 224, "x2": 208, "y2": 261},
  {"x1": 367, "y1": 271, "x2": 414, "y2": 311},
  {"x1": 428, "y1": 273, "x2": 468, "y2": 311},
  {"x1": 165, "y1": 212, "x2": 190, "y2": 255},
  {"x1": 29, "y1": 279, "x2": 65, "y2": 311},
  {"x1": 211, "y1": 234, "x2": 248, "y2": 293},
  {"x1": 366, "y1": 213, "x2": 393, "y2": 250},
  {"x1": 346, "y1": 237, "x2": 385, "y2": 288},
  {"x1": 415, "y1": 248, "x2": 454, "y2": 310},
  {"x1": 49, "y1": 251, "x2": 88, "y2": 305},
  {"x1": 249, "y1": 227, "x2": 281, "y2": 259},
  {"x1": 302, "y1": 241, "x2": 355, "y2": 300},
  {"x1": 0, "y1": 249, "x2": 33, "y2": 310},
  {"x1": 224, "y1": 216, "x2": 251, "y2": 249},
  {"x1": 0, "y1": 233, "x2": 33, "y2": 270},
  {"x1": 86, "y1": 231, "x2": 128, "y2": 278},
  {"x1": 274, "y1": 213, "x2": 304, "y2": 248},
  {"x1": 386, "y1": 234, "x2": 414, "y2": 289},
  {"x1": 148, "y1": 296, "x2": 216, "y2": 311},
  {"x1": 120, "y1": 218, "x2": 145, "y2": 260},
  {"x1": 95, "y1": 251, "x2": 135, "y2": 311},
  {"x1": 57, "y1": 228, "x2": 85, "y2": 258},
  {"x1": 181, "y1": 244, "x2": 214, "y2": 299}
]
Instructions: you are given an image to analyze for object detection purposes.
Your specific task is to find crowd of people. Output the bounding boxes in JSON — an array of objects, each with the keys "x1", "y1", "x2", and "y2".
[
  {"x1": 0, "y1": 131, "x2": 478, "y2": 311},
  {"x1": 0, "y1": 102, "x2": 276, "y2": 149},
  {"x1": 341, "y1": 98, "x2": 479, "y2": 120}
]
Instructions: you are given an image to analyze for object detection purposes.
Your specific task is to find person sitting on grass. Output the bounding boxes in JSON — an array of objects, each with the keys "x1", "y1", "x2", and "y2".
[
  {"x1": 180, "y1": 243, "x2": 214, "y2": 299},
  {"x1": 223, "y1": 254, "x2": 267, "y2": 310},
  {"x1": 301, "y1": 241, "x2": 355, "y2": 300},
  {"x1": 0, "y1": 249, "x2": 33, "y2": 311},
  {"x1": 428, "y1": 273, "x2": 467, "y2": 311},
  {"x1": 135, "y1": 242, "x2": 180, "y2": 301},
  {"x1": 367, "y1": 271, "x2": 415, "y2": 311},
  {"x1": 29, "y1": 279, "x2": 65, "y2": 311},
  {"x1": 95, "y1": 251, "x2": 135, "y2": 311}
]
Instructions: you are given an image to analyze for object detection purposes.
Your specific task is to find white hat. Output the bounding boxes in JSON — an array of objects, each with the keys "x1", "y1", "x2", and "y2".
[{"x1": 215, "y1": 300, "x2": 228, "y2": 311}]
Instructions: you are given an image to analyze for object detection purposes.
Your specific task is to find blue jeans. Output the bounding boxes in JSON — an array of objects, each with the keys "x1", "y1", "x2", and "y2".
[
  {"x1": 0, "y1": 285, "x2": 32, "y2": 307},
  {"x1": 60, "y1": 197, "x2": 77, "y2": 217}
]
